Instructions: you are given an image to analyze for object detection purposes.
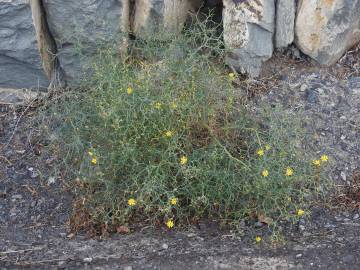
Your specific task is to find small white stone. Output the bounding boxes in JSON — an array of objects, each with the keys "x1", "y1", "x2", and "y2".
[
  {"x1": 296, "y1": 254, "x2": 303, "y2": 258},
  {"x1": 340, "y1": 171, "x2": 347, "y2": 181},
  {"x1": 83, "y1": 257, "x2": 93, "y2": 263},
  {"x1": 161, "y1": 243, "x2": 169, "y2": 250},
  {"x1": 47, "y1": 176, "x2": 56, "y2": 185},
  {"x1": 300, "y1": 84, "x2": 307, "y2": 92}
]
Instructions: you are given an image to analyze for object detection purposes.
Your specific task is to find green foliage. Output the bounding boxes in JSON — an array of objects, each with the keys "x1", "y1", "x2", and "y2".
[{"x1": 44, "y1": 21, "x2": 327, "y2": 230}]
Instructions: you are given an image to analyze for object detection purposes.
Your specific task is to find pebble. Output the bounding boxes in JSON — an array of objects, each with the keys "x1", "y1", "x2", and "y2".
[
  {"x1": 324, "y1": 223, "x2": 336, "y2": 228},
  {"x1": 295, "y1": 254, "x2": 303, "y2": 259},
  {"x1": 27, "y1": 167, "x2": 39, "y2": 178},
  {"x1": 305, "y1": 89, "x2": 319, "y2": 104},
  {"x1": 123, "y1": 266, "x2": 132, "y2": 270},
  {"x1": 254, "y1": 221, "x2": 264, "y2": 228},
  {"x1": 83, "y1": 257, "x2": 93, "y2": 263},
  {"x1": 47, "y1": 176, "x2": 56, "y2": 185},
  {"x1": 299, "y1": 225, "x2": 306, "y2": 231},
  {"x1": 161, "y1": 243, "x2": 169, "y2": 250},
  {"x1": 217, "y1": 262, "x2": 231, "y2": 269},
  {"x1": 11, "y1": 194, "x2": 22, "y2": 200},
  {"x1": 353, "y1": 214, "x2": 359, "y2": 220},
  {"x1": 300, "y1": 84, "x2": 307, "y2": 92},
  {"x1": 340, "y1": 171, "x2": 347, "y2": 181},
  {"x1": 342, "y1": 255, "x2": 354, "y2": 263}
]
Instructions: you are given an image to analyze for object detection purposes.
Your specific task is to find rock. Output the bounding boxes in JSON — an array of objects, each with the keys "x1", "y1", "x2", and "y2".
[
  {"x1": 340, "y1": 171, "x2": 347, "y2": 181},
  {"x1": 305, "y1": 89, "x2": 319, "y2": 104},
  {"x1": 0, "y1": 0, "x2": 49, "y2": 89},
  {"x1": 83, "y1": 257, "x2": 93, "y2": 263},
  {"x1": 295, "y1": 254, "x2": 303, "y2": 259},
  {"x1": 349, "y1": 77, "x2": 360, "y2": 88},
  {"x1": 254, "y1": 221, "x2": 264, "y2": 228},
  {"x1": 161, "y1": 243, "x2": 169, "y2": 250},
  {"x1": 275, "y1": 0, "x2": 295, "y2": 48},
  {"x1": 132, "y1": 0, "x2": 199, "y2": 40},
  {"x1": 0, "y1": 88, "x2": 40, "y2": 105},
  {"x1": 27, "y1": 167, "x2": 39, "y2": 178},
  {"x1": 223, "y1": 0, "x2": 275, "y2": 77},
  {"x1": 47, "y1": 176, "x2": 56, "y2": 186},
  {"x1": 343, "y1": 255, "x2": 354, "y2": 263},
  {"x1": 295, "y1": 0, "x2": 360, "y2": 66},
  {"x1": 42, "y1": 0, "x2": 129, "y2": 87}
]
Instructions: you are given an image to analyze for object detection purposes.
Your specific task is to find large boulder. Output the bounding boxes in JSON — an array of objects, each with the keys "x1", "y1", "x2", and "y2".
[
  {"x1": 0, "y1": 0, "x2": 49, "y2": 89},
  {"x1": 275, "y1": 0, "x2": 295, "y2": 49},
  {"x1": 132, "y1": 0, "x2": 200, "y2": 39},
  {"x1": 42, "y1": 0, "x2": 129, "y2": 86},
  {"x1": 295, "y1": 0, "x2": 360, "y2": 66},
  {"x1": 223, "y1": 0, "x2": 275, "y2": 77}
]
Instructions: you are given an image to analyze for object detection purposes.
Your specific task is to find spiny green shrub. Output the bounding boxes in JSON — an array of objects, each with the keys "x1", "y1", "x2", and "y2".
[{"x1": 43, "y1": 21, "x2": 328, "y2": 231}]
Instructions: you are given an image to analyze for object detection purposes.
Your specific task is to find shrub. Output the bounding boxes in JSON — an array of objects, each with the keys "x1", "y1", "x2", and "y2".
[{"x1": 43, "y1": 21, "x2": 327, "y2": 231}]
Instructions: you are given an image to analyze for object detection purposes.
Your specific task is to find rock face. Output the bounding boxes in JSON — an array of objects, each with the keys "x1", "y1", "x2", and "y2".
[
  {"x1": 223, "y1": 0, "x2": 275, "y2": 77},
  {"x1": 0, "y1": 0, "x2": 49, "y2": 89},
  {"x1": 132, "y1": 0, "x2": 199, "y2": 39},
  {"x1": 296, "y1": 0, "x2": 360, "y2": 66},
  {"x1": 275, "y1": 0, "x2": 295, "y2": 48},
  {"x1": 42, "y1": 0, "x2": 129, "y2": 86}
]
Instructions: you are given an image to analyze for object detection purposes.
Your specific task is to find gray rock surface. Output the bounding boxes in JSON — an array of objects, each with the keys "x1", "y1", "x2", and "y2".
[
  {"x1": 275, "y1": 0, "x2": 295, "y2": 48},
  {"x1": 0, "y1": 0, "x2": 49, "y2": 89},
  {"x1": 223, "y1": 0, "x2": 275, "y2": 77},
  {"x1": 42, "y1": 0, "x2": 129, "y2": 87},
  {"x1": 132, "y1": 0, "x2": 198, "y2": 40},
  {"x1": 295, "y1": 0, "x2": 360, "y2": 66}
]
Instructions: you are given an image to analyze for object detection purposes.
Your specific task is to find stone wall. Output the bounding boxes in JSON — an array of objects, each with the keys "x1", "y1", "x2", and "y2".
[{"x1": 0, "y1": 0, "x2": 359, "y2": 89}]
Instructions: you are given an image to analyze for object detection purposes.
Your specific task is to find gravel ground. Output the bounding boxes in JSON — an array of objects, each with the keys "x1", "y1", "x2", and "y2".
[{"x1": 0, "y1": 49, "x2": 359, "y2": 269}]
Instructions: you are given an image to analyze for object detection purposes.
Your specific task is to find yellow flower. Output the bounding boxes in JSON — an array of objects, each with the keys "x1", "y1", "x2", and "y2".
[
  {"x1": 127, "y1": 86, "x2": 133, "y2": 95},
  {"x1": 265, "y1": 144, "x2": 271, "y2": 151},
  {"x1": 91, "y1": 157, "x2": 97, "y2": 165},
  {"x1": 228, "y1": 72, "x2": 235, "y2": 79},
  {"x1": 255, "y1": 236, "x2": 262, "y2": 243},
  {"x1": 170, "y1": 102, "x2": 178, "y2": 109},
  {"x1": 296, "y1": 209, "x2": 305, "y2": 216},
  {"x1": 154, "y1": 102, "x2": 162, "y2": 109},
  {"x1": 170, "y1": 197, "x2": 178, "y2": 206},
  {"x1": 88, "y1": 151, "x2": 93, "y2": 156},
  {"x1": 285, "y1": 167, "x2": 294, "y2": 177},
  {"x1": 261, "y1": 169, "x2": 269, "y2": 177},
  {"x1": 128, "y1": 198, "x2": 137, "y2": 206},
  {"x1": 180, "y1": 156, "x2": 188, "y2": 165},
  {"x1": 166, "y1": 219, "x2": 174, "y2": 229},
  {"x1": 257, "y1": 149, "x2": 264, "y2": 157},
  {"x1": 164, "y1": 130, "x2": 174, "y2": 138},
  {"x1": 312, "y1": 159, "x2": 321, "y2": 166},
  {"x1": 320, "y1": 155, "x2": 328, "y2": 162}
]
